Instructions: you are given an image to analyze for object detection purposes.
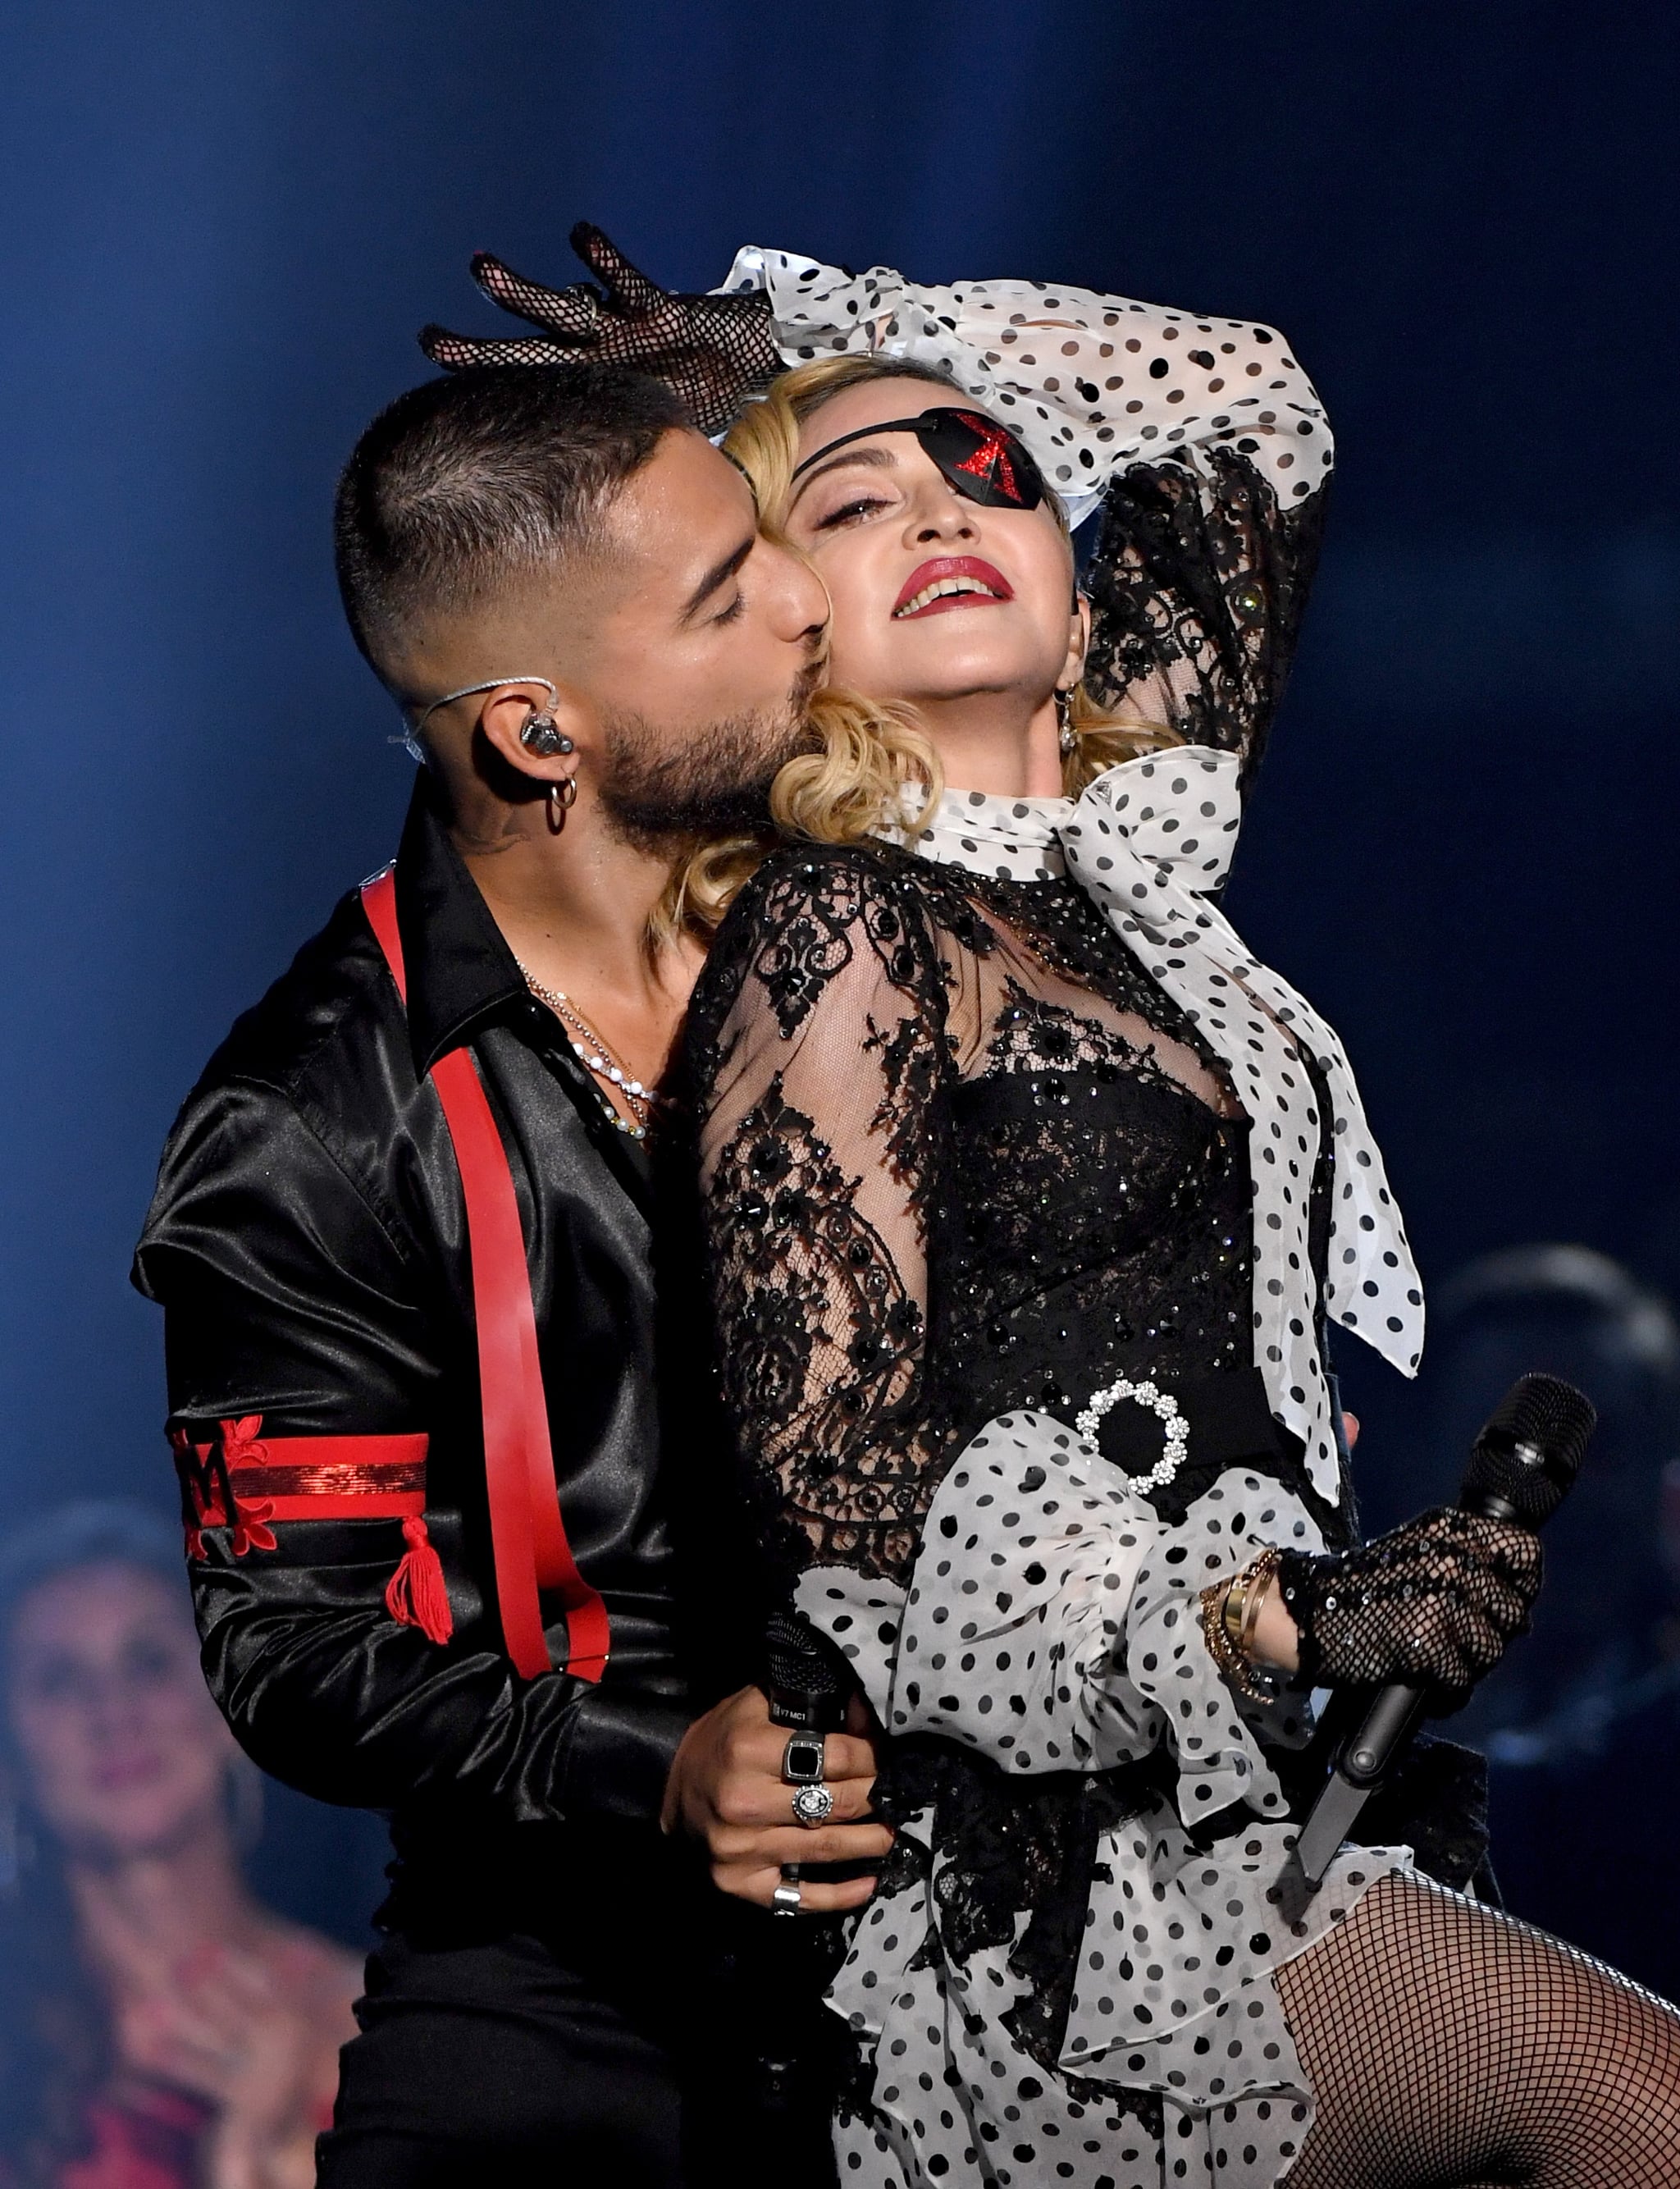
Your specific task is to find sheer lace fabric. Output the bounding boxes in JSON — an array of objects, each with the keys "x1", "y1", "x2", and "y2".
[
  {"x1": 692, "y1": 842, "x2": 1279, "y2": 1586},
  {"x1": 691, "y1": 841, "x2": 1376, "y2": 2182},
  {"x1": 1279, "y1": 1507, "x2": 1543, "y2": 1702}
]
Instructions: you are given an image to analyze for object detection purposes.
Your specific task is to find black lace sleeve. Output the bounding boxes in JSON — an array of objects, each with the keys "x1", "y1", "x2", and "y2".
[
  {"x1": 688, "y1": 848, "x2": 954, "y2": 1585},
  {"x1": 1082, "y1": 444, "x2": 1329, "y2": 788}
]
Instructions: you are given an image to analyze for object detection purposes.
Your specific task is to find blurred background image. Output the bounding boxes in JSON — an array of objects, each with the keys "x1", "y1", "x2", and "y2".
[
  {"x1": 0, "y1": 1506, "x2": 364, "y2": 2187},
  {"x1": 1, "y1": 1, "x2": 1675, "y2": 2174}
]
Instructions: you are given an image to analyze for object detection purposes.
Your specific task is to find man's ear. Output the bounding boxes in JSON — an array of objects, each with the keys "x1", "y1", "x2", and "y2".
[
  {"x1": 476, "y1": 681, "x2": 595, "y2": 786},
  {"x1": 1061, "y1": 592, "x2": 1093, "y2": 692}
]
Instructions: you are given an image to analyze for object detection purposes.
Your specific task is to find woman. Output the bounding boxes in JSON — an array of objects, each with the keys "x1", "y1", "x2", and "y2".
[
  {"x1": 0, "y1": 1505, "x2": 359, "y2": 2189},
  {"x1": 440, "y1": 240, "x2": 1680, "y2": 2182}
]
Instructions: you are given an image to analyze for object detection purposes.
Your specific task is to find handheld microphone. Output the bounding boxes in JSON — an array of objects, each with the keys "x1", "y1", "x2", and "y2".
[
  {"x1": 1285, "y1": 1373, "x2": 1597, "y2": 1909},
  {"x1": 723, "y1": 1610, "x2": 851, "y2": 2157}
]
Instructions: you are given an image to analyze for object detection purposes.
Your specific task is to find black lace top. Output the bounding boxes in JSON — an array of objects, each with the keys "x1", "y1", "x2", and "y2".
[
  {"x1": 685, "y1": 824, "x2": 1365, "y2": 2086},
  {"x1": 689, "y1": 837, "x2": 1349, "y2": 1595}
]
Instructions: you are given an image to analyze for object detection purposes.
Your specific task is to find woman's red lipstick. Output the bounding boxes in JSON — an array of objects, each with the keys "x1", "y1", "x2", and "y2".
[{"x1": 892, "y1": 556, "x2": 1014, "y2": 619}]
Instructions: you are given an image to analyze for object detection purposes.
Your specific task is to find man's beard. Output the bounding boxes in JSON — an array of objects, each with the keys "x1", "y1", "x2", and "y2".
[{"x1": 596, "y1": 670, "x2": 822, "y2": 851}]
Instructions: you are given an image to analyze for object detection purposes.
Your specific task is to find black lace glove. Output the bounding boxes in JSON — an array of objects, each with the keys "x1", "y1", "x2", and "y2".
[
  {"x1": 1276, "y1": 1508, "x2": 1542, "y2": 1711},
  {"x1": 419, "y1": 222, "x2": 783, "y2": 436}
]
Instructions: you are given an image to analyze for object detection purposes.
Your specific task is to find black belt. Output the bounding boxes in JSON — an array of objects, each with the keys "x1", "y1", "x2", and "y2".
[{"x1": 1089, "y1": 1363, "x2": 1301, "y2": 1479}]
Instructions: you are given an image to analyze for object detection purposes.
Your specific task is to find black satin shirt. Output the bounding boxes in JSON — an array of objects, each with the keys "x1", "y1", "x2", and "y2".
[{"x1": 133, "y1": 771, "x2": 728, "y2": 1913}]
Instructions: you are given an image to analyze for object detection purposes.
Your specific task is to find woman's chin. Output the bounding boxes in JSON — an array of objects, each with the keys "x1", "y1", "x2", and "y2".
[
  {"x1": 51, "y1": 1775, "x2": 226, "y2": 1863},
  {"x1": 835, "y1": 653, "x2": 1059, "y2": 715}
]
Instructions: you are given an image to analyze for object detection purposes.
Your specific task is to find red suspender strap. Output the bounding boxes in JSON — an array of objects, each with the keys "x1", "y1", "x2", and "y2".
[{"x1": 361, "y1": 868, "x2": 609, "y2": 1682}]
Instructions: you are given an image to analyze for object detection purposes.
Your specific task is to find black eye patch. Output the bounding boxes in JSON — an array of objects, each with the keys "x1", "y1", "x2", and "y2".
[{"x1": 791, "y1": 405, "x2": 1046, "y2": 511}]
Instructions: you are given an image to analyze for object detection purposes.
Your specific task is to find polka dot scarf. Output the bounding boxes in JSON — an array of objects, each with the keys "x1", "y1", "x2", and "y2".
[
  {"x1": 717, "y1": 245, "x2": 1332, "y2": 528},
  {"x1": 911, "y1": 784, "x2": 1070, "y2": 882},
  {"x1": 1057, "y1": 747, "x2": 1424, "y2": 1497}
]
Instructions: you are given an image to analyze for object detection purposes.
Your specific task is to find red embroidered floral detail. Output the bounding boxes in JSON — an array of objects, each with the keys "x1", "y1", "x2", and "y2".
[
  {"x1": 169, "y1": 1429, "x2": 211, "y2": 1559},
  {"x1": 212, "y1": 1417, "x2": 276, "y2": 1550},
  {"x1": 171, "y1": 1419, "x2": 279, "y2": 1559},
  {"x1": 226, "y1": 1496, "x2": 277, "y2": 1556},
  {"x1": 219, "y1": 1414, "x2": 271, "y2": 1468}
]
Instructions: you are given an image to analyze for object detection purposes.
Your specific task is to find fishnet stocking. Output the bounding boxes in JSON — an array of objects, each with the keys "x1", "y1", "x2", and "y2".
[{"x1": 1277, "y1": 1872, "x2": 1680, "y2": 2187}]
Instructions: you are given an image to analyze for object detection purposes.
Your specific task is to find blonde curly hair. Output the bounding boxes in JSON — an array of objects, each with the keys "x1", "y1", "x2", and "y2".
[{"x1": 656, "y1": 355, "x2": 1178, "y2": 944}]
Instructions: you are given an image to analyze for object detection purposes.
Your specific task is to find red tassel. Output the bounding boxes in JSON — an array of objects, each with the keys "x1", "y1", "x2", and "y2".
[{"x1": 385, "y1": 1516, "x2": 453, "y2": 1644}]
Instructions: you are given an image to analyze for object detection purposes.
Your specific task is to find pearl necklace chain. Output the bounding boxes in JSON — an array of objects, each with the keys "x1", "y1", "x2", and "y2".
[{"x1": 518, "y1": 963, "x2": 653, "y2": 1140}]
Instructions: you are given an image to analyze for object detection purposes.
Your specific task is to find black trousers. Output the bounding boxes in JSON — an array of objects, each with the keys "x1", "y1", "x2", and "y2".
[
  {"x1": 315, "y1": 1830, "x2": 841, "y2": 2189},
  {"x1": 317, "y1": 1928, "x2": 686, "y2": 2187}
]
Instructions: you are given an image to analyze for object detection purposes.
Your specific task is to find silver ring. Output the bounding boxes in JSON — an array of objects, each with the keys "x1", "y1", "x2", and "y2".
[
  {"x1": 791, "y1": 1783, "x2": 835, "y2": 1828},
  {"x1": 772, "y1": 1879, "x2": 802, "y2": 1917},
  {"x1": 781, "y1": 1732, "x2": 826, "y2": 1786}
]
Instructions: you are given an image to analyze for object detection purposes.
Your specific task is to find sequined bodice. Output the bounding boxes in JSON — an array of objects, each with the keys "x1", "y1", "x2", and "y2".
[{"x1": 938, "y1": 1052, "x2": 1251, "y2": 1437}]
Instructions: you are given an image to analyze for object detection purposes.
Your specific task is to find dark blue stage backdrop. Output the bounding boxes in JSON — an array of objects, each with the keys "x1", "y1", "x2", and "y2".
[{"x1": 2, "y1": 0, "x2": 1675, "y2": 1931}]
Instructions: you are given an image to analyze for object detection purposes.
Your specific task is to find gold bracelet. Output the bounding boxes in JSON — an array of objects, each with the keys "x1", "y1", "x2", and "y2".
[
  {"x1": 1221, "y1": 1546, "x2": 1281, "y2": 1652},
  {"x1": 1239, "y1": 1548, "x2": 1282, "y2": 1661},
  {"x1": 1200, "y1": 1571, "x2": 1274, "y2": 1703}
]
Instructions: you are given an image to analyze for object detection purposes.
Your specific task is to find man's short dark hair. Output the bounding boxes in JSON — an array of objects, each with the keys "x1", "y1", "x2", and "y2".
[{"x1": 334, "y1": 363, "x2": 691, "y2": 679}]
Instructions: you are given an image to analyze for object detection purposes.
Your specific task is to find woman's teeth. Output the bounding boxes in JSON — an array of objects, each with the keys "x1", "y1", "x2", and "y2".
[{"x1": 893, "y1": 575, "x2": 1003, "y2": 617}]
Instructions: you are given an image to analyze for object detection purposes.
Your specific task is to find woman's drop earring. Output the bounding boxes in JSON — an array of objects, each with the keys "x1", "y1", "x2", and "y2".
[
  {"x1": 1056, "y1": 688, "x2": 1077, "y2": 757},
  {"x1": 546, "y1": 775, "x2": 578, "y2": 833}
]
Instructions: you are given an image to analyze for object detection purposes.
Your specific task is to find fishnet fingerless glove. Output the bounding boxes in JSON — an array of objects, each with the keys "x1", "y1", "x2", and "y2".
[
  {"x1": 1276, "y1": 1507, "x2": 1542, "y2": 1706},
  {"x1": 421, "y1": 225, "x2": 782, "y2": 435}
]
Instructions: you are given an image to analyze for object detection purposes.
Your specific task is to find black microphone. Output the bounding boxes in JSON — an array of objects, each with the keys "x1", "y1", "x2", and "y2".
[
  {"x1": 1285, "y1": 1373, "x2": 1597, "y2": 1907},
  {"x1": 710, "y1": 1610, "x2": 851, "y2": 2173}
]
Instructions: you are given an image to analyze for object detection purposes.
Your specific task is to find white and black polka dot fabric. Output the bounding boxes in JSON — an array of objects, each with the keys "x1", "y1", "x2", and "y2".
[
  {"x1": 716, "y1": 246, "x2": 1333, "y2": 530},
  {"x1": 795, "y1": 1419, "x2": 1410, "y2": 2187},
  {"x1": 911, "y1": 784, "x2": 1068, "y2": 884},
  {"x1": 1057, "y1": 747, "x2": 1424, "y2": 1501},
  {"x1": 881, "y1": 759, "x2": 1424, "y2": 1505}
]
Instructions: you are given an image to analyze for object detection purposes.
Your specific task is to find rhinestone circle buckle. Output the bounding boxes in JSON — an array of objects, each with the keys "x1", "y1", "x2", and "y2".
[
  {"x1": 1073, "y1": 1375, "x2": 1189, "y2": 1493},
  {"x1": 791, "y1": 1784, "x2": 835, "y2": 1827}
]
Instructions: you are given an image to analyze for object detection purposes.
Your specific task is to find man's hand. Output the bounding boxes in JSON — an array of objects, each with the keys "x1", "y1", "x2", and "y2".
[{"x1": 661, "y1": 1684, "x2": 891, "y2": 1913}]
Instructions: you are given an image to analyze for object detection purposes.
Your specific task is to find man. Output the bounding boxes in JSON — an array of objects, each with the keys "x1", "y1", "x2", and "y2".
[{"x1": 133, "y1": 363, "x2": 889, "y2": 2185}]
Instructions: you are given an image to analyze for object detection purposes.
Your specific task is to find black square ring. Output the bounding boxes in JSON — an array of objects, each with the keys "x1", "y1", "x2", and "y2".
[{"x1": 781, "y1": 1733, "x2": 826, "y2": 1785}]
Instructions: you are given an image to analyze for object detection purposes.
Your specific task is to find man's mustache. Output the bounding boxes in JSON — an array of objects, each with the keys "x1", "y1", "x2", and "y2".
[{"x1": 789, "y1": 646, "x2": 828, "y2": 720}]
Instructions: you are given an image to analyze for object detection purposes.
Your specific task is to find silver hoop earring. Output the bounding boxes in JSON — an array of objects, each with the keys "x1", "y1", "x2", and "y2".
[
  {"x1": 546, "y1": 775, "x2": 578, "y2": 833},
  {"x1": 1056, "y1": 688, "x2": 1077, "y2": 757},
  {"x1": 521, "y1": 713, "x2": 575, "y2": 759}
]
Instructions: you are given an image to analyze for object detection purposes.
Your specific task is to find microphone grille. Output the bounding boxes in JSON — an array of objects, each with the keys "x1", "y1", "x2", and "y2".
[
  {"x1": 1463, "y1": 1372, "x2": 1597, "y2": 1529},
  {"x1": 765, "y1": 1607, "x2": 848, "y2": 1704}
]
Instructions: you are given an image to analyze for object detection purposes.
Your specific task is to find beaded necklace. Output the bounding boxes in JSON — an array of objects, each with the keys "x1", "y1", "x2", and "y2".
[{"x1": 518, "y1": 963, "x2": 653, "y2": 1140}]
